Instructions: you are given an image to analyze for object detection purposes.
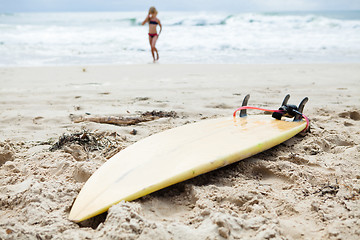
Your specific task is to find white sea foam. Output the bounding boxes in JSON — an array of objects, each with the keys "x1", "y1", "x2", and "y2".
[{"x1": 0, "y1": 11, "x2": 359, "y2": 65}]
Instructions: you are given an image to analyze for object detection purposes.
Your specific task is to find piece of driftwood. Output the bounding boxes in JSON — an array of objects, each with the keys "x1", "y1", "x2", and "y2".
[
  {"x1": 73, "y1": 111, "x2": 177, "y2": 126},
  {"x1": 74, "y1": 116, "x2": 159, "y2": 126}
]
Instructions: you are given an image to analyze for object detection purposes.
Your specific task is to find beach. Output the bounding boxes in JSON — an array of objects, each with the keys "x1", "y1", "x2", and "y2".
[{"x1": 0, "y1": 64, "x2": 359, "y2": 239}]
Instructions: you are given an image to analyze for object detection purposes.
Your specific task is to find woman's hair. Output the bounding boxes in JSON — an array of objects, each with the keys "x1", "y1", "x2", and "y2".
[{"x1": 149, "y1": 6, "x2": 157, "y2": 15}]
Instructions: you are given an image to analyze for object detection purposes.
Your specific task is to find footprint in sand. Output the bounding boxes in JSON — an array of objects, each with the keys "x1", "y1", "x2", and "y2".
[
  {"x1": 0, "y1": 142, "x2": 15, "y2": 166},
  {"x1": 338, "y1": 110, "x2": 360, "y2": 121},
  {"x1": 72, "y1": 164, "x2": 92, "y2": 183},
  {"x1": 251, "y1": 165, "x2": 292, "y2": 185}
]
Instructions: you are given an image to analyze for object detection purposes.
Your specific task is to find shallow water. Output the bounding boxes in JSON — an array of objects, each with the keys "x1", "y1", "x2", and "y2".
[{"x1": 0, "y1": 11, "x2": 359, "y2": 65}]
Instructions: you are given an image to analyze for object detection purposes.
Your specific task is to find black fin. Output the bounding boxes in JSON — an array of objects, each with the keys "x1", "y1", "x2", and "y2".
[
  {"x1": 281, "y1": 94, "x2": 290, "y2": 106},
  {"x1": 240, "y1": 94, "x2": 250, "y2": 118},
  {"x1": 272, "y1": 94, "x2": 291, "y2": 120},
  {"x1": 294, "y1": 97, "x2": 308, "y2": 121}
]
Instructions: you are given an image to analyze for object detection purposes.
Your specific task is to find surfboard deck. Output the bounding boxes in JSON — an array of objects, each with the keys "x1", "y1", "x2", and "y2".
[{"x1": 69, "y1": 114, "x2": 307, "y2": 222}]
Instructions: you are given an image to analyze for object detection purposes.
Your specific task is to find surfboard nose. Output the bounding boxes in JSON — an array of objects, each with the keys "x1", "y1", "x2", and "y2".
[
  {"x1": 68, "y1": 209, "x2": 82, "y2": 222},
  {"x1": 69, "y1": 199, "x2": 108, "y2": 222}
]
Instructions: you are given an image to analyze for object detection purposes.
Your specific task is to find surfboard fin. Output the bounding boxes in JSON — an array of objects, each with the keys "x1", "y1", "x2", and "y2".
[
  {"x1": 294, "y1": 97, "x2": 308, "y2": 122},
  {"x1": 239, "y1": 94, "x2": 250, "y2": 118},
  {"x1": 281, "y1": 94, "x2": 290, "y2": 106},
  {"x1": 272, "y1": 95, "x2": 308, "y2": 122}
]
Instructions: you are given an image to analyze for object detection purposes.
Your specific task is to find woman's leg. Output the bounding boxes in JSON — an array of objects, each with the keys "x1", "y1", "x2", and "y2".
[
  {"x1": 151, "y1": 36, "x2": 159, "y2": 61},
  {"x1": 149, "y1": 36, "x2": 155, "y2": 61}
]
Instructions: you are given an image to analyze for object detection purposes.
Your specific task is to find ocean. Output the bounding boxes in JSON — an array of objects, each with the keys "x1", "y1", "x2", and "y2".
[{"x1": 0, "y1": 11, "x2": 359, "y2": 66}]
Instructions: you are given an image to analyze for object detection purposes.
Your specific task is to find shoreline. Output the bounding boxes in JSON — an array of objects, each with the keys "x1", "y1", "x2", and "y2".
[{"x1": 2, "y1": 61, "x2": 360, "y2": 68}]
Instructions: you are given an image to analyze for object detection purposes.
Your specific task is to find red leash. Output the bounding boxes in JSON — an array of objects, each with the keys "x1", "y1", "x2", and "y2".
[{"x1": 233, "y1": 106, "x2": 310, "y2": 132}]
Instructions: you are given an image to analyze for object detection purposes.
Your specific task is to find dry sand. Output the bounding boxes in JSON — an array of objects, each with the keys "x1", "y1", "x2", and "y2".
[{"x1": 0, "y1": 64, "x2": 359, "y2": 239}]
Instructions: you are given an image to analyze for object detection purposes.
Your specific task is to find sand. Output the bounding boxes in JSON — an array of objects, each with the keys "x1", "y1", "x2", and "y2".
[{"x1": 0, "y1": 64, "x2": 359, "y2": 239}]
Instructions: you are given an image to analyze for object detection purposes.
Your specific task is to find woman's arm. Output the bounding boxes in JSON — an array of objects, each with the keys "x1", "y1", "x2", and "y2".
[
  {"x1": 141, "y1": 15, "x2": 150, "y2": 25},
  {"x1": 158, "y1": 20, "x2": 162, "y2": 35}
]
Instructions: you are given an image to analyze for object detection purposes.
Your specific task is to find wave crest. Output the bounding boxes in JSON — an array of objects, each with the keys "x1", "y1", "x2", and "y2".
[{"x1": 159, "y1": 12, "x2": 360, "y2": 30}]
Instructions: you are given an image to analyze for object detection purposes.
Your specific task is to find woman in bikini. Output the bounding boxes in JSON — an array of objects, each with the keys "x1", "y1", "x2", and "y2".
[{"x1": 142, "y1": 7, "x2": 162, "y2": 62}]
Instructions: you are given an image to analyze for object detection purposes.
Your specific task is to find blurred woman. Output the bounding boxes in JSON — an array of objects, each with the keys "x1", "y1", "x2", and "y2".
[{"x1": 142, "y1": 6, "x2": 162, "y2": 62}]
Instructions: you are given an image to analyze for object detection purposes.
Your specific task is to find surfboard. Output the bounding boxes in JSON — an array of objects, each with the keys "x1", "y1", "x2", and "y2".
[{"x1": 69, "y1": 95, "x2": 309, "y2": 222}]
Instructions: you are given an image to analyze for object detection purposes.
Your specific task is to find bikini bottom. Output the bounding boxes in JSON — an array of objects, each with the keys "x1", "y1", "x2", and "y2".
[{"x1": 148, "y1": 33, "x2": 158, "y2": 38}]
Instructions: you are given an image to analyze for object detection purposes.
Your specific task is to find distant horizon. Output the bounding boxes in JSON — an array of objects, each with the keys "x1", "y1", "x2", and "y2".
[
  {"x1": 1, "y1": 0, "x2": 360, "y2": 14},
  {"x1": 2, "y1": 9, "x2": 360, "y2": 14}
]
